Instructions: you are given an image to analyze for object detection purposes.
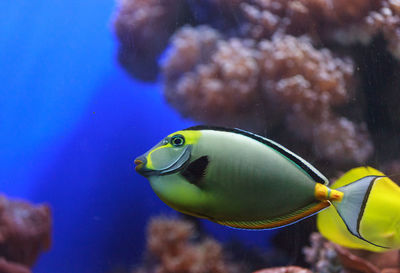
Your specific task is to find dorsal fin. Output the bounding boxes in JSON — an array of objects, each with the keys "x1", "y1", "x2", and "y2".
[{"x1": 184, "y1": 125, "x2": 328, "y2": 184}]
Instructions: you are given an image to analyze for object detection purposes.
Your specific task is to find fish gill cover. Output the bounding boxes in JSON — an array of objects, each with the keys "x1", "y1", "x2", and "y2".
[{"x1": 113, "y1": 0, "x2": 400, "y2": 176}]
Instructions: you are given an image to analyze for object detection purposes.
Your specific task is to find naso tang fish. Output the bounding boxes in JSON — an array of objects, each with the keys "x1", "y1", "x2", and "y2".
[
  {"x1": 317, "y1": 166, "x2": 400, "y2": 251},
  {"x1": 134, "y1": 126, "x2": 385, "y2": 247}
]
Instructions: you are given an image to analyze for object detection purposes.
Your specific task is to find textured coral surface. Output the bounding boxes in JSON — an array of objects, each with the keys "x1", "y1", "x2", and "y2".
[
  {"x1": 0, "y1": 259, "x2": 30, "y2": 273},
  {"x1": 114, "y1": 0, "x2": 188, "y2": 81},
  {"x1": 132, "y1": 216, "x2": 352, "y2": 273},
  {"x1": 114, "y1": 0, "x2": 400, "y2": 172},
  {"x1": 253, "y1": 266, "x2": 311, "y2": 273},
  {"x1": 304, "y1": 232, "x2": 400, "y2": 273},
  {"x1": 0, "y1": 195, "x2": 51, "y2": 273},
  {"x1": 133, "y1": 216, "x2": 244, "y2": 273}
]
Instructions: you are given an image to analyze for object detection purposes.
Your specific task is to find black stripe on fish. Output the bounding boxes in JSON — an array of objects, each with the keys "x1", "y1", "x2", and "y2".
[
  {"x1": 184, "y1": 125, "x2": 327, "y2": 184},
  {"x1": 181, "y1": 156, "x2": 209, "y2": 185},
  {"x1": 356, "y1": 177, "x2": 377, "y2": 239}
]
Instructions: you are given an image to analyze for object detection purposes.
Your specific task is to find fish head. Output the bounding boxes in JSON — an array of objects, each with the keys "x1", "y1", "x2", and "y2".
[
  {"x1": 135, "y1": 129, "x2": 210, "y2": 218},
  {"x1": 134, "y1": 130, "x2": 201, "y2": 177}
]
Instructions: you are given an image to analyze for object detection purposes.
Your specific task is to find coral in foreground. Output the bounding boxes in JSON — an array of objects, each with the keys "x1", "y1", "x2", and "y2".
[
  {"x1": 0, "y1": 259, "x2": 30, "y2": 273},
  {"x1": 303, "y1": 233, "x2": 345, "y2": 273},
  {"x1": 253, "y1": 266, "x2": 311, "y2": 273},
  {"x1": 133, "y1": 216, "x2": 341, "y2": 273},
  {"x1": 0, "y1": 195, "x2": 52, "y2": 273},
  {"x1": 133, "y1": 216, "x2": 244, "y2": 273},
  {"x1": 304, "y1": 232, "x2": 400, "y2": 273}
]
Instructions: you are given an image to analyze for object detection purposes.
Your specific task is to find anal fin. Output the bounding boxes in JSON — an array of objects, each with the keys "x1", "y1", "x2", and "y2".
[{"x1": 216, "y1": 201, "x2": 330, "y2": 230}]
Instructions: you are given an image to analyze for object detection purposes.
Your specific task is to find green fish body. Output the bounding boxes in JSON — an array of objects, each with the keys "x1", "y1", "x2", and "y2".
[
  {"x1": 135, "y1": 126, "x2": 333, "y2": 229},
  {"x1": 135, "y1": 126, "x2": 390, "y2": 249}
]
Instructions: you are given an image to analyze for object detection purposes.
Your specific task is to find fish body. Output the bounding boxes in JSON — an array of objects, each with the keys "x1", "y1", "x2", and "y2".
[
  {"x1": 135, "y1": 126, "x2": 386, "y2": 249},
  {"x1": 317, "y1": 167, "x2": 400, "y2": 251},
  {"x1": 136, "y1": 126, "x2": 337, "y2": 228}
]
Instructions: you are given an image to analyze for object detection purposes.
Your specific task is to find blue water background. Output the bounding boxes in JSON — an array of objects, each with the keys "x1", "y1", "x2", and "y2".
[{"x1": 0, "y1": 1, "x2": 274, "y2": 272}]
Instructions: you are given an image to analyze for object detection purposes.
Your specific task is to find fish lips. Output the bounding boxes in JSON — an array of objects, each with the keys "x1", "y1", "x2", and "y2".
[{"x1": 135, "y1": 145, "x2": 192, "y2": 177}]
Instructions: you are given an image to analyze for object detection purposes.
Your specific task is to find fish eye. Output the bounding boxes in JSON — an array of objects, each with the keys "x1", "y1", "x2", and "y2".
[{"x1": 171, "y1": 134, "x2": 185, "y2": 147}]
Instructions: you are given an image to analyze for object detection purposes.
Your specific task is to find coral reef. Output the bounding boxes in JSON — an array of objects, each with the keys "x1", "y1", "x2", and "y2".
[
  {"x1": 239, "y1": 0, "x2": 381, "y2": 40},
  {"x1": 0, "y1": 259, "x2": 30, "y2": 273},
  {"x1": 114, "y1": 0, "x2": 400, "y2": 171},
  {"x1": 162, "y1": 26, "x2": 263, "y2": 127},
  {"x1": 132, "y1": 216, "x2": 355, "y2": 273},
  {"x1": 132, "y1": 216, "x2": 245, "y2": 273},
  {"x1": 131, "y1": 215, "x2": 400, "y2": 273},
  {"x1": 113, "y1": 0, "x2": 189, "y2": 81},
  {"x1": 303, "y1": 233, "x2": 345, "y2": 273},
  {"x1": 253, "y1": 266, "x2": 311, "y2": 273},
  {"x1": 330, "y1": 0, "x2": 400, "y2": 59},
  {"x1": 0, "y1": 195, "x2": 52, "y2": 273},
  {"x1": 304, "y1": 232, "x2": 400, "y2": 273},
  {"x1": 161, "y1": 26, "x2": 372, "y2": 165}
]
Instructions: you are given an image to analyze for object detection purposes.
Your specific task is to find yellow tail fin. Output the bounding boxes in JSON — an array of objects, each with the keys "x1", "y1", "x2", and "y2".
[
  {"x1": 317, "y1": 167, "x2": 388, "y2": 252},
  {"x1": 330, "y1": 166, "x2": 385, "y2": 189}
]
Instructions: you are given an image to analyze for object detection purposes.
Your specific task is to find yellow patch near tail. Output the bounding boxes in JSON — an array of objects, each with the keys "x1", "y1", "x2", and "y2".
[
  {"x1": 315, "y1": 184, "x2": 343, "y2": 202},
  {"x1": 217, "y1": 201, "x2": 330, "y2": 230}
]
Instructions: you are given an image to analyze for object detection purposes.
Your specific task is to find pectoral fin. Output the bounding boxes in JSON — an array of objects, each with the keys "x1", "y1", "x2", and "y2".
[{"x1": 181, "y1": 156, "x2": 209, "y2": 185}]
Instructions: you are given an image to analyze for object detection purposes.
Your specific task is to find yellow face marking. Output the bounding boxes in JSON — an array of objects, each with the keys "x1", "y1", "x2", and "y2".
[
  {"x1": 146, "y1": 145, "x2": 170, "y2": 169},
  {"x1": 145, "y1": 130, "x2": 202, "y2": 170},
  {"x1": 167, "y1": 130, "x2": 201, "y2": 145}
]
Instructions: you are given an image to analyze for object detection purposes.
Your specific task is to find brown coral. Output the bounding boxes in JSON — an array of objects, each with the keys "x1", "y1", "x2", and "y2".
[
  {"x1": 331, "y1": 0, "x2": 400, "y2": 59},
  {"x1": 258, "y1": 35, "x2": 373, "y2": 163},
  {"x1": 311, "y1": 116, "x2": 373, "y2": 164},
  {"x1": 0, "y1": 258, "x2": 30, "y2": 273},
  {"x1": 253, "y1": 266, "x2": 312, "y2": 273},
  {"x1": 304, "y1": 232, "x2": 400, "y2": 273},
  {"x1": 303, "y1": 232, "x2": 345, "y2": 273},
  {"x1": 258, "y1": 35, "x2": 352, "y2": 115},
  {"x1": 162, "y1": 27, "x2": 373, "y2": 164},
  {"x1": 113, "y1": 0, "x2": 188, "y2": 81},
  {"x1": 0, "y1": 195, "x2": 51, "y2": 272},
  {"x1": 134, "y1": 216, "x2": 242, "y2": 273},
  {"x1": 162, "y1": 26, "x2": 264, "y2": 127},
  {"x1": 114, "y1": 0, "x2": 400, "y2": 170},
  {"x1": 240, "y1": 0, "x2": 381, "y2": 40}
]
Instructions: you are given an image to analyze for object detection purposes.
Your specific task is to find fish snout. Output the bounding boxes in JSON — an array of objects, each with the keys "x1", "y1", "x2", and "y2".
[{"x1": 134, "y1": 156, "x2": 147, "y2": 172}]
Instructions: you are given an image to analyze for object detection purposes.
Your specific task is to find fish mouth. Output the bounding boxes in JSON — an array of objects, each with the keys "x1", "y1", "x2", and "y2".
[
  {"x1": 135, "y1": 145, "x2": 192, "y2": 177},
  {"x1": 134, "y1": 158, "x2": 145, "y2": 172}
]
